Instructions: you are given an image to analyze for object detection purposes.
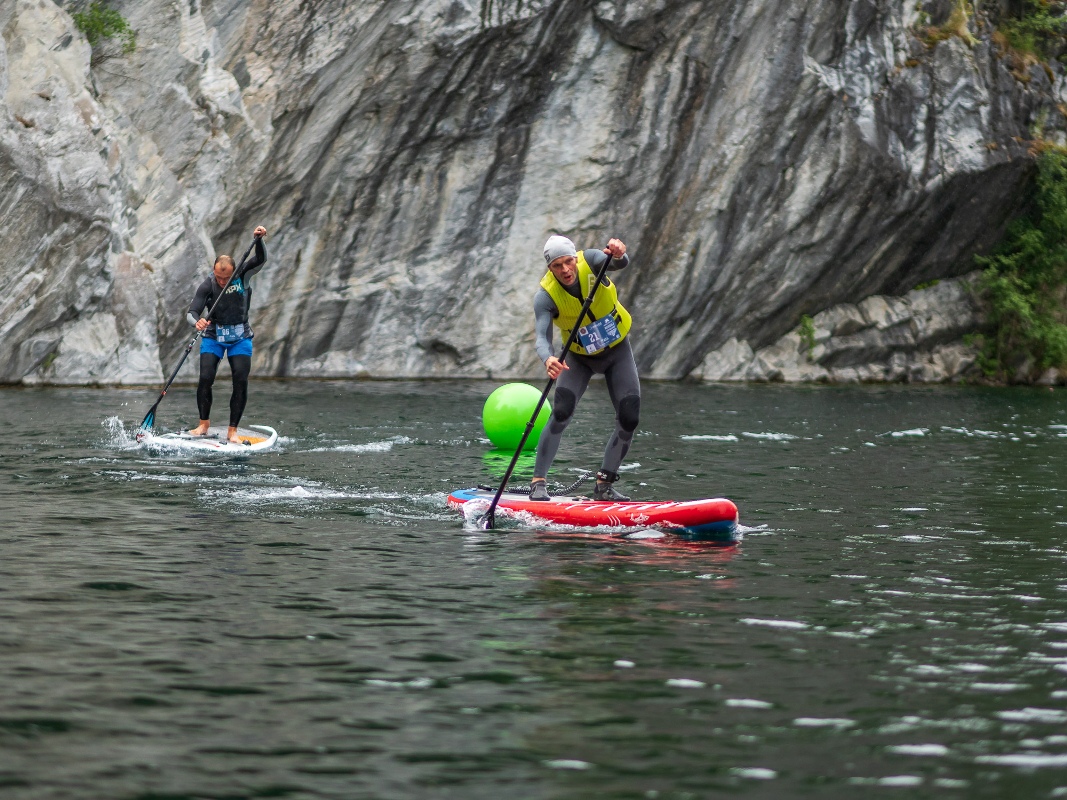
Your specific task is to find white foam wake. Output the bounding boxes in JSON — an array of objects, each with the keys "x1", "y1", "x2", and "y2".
[
  {"x1": 741, "y1": 431, "x2": 798, "y2": 441},
  {"x1": 308, "y1": 435, "x2": 414, "y2": 453},
  {"x1": 101, "y1": 416, "x2": 140, "y2": 449}
]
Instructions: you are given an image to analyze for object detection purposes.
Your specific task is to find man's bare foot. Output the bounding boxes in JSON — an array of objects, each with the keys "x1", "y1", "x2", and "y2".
[
  {"x1": 227, "y1": 426, "x2": 243, "y2": 444},
  {"x1": 189, "y1": 421, "x2": 211, "y2": 436}
]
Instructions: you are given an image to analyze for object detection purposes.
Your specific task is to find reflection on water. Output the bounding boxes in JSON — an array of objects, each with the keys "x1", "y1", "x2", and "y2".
[{"x1": 0, "y1": 381, "x2": 1064, "y2": 798}]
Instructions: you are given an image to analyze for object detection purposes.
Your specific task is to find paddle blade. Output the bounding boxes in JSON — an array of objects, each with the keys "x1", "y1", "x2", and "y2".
[
  {"x1": 479, "y1": 508, "x2": 496, "y2": 530},
  {"x1": 138, "y1": 403, "x2": 158, "y2": 435}
]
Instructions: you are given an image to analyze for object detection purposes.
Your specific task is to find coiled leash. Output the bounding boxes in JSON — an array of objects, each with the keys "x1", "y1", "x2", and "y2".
[{"x1": 479, "y1": 471, "x2": 595, "y2": 497}]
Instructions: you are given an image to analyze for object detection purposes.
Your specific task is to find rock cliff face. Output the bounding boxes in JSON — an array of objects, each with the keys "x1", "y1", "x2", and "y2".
[
  {"x1": 0, "y1": 0, "x2": 1062, "y2": 384},
  {"x1": 695, "y1": 272, "x2": 985, "y2": 383}
]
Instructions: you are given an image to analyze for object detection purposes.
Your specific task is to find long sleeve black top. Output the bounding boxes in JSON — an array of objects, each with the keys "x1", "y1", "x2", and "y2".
[{"x1": 187, "y1": 238, "x2": 267, "y2": 339}]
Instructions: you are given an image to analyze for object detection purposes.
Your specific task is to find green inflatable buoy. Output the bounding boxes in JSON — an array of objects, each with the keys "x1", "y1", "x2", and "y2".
[{"x1": 482, "y1": 383, "x2": 551, "y2": 451}]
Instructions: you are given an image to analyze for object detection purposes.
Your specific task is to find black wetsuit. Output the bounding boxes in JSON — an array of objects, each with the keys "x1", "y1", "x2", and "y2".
[
  {"x1": 187, "y1": 238, "x2": 266, "y2": 427},
  {"x1": 532, "y1": 250, "x2": 641, "y2": 480}
]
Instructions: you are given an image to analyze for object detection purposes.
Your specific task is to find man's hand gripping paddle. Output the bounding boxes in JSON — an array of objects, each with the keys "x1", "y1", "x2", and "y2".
[
  {"x1": 479, "y1": 247, "x2": 616, "y2": 529},
  {"x1": 136, "y1": 234, "x2": 262, "y2": 439}
]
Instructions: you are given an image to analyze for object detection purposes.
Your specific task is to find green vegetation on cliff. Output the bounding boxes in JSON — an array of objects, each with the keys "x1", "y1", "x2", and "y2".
[
  {"x1": 71, "y1": 2, "x2": 135, "y2": 63},
  {"x1": 975, "y1": 151, "x2": 1067, "y2": 380},
  {"x1": 798, "y1": 314, "x2": 816, "y2": 360},
  {"x1": 997, "y1": 0, "x2": 1067, "y2": 59}
]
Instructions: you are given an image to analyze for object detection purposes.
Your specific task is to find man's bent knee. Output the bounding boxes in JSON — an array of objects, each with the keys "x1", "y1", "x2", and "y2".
[
  {"x1": 619, "y1": 395, "x2": 640, "y2": 432},
  {"x1": 553, "y1": 388, "x2": 577, "y2": 423}
]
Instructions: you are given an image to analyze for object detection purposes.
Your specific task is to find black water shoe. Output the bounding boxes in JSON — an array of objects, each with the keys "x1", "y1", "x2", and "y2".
[
  {"x1": 593, "y1": 482, "x2": 630, "y2": 502},
  {"x1": 530, "y1": 481, "x2": 550, "y2": 501}
]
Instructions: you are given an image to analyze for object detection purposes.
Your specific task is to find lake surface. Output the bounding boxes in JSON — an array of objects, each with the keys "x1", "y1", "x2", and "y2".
[{"x1": 0, "y1": 379, "x2": 1065, "y2": 799}]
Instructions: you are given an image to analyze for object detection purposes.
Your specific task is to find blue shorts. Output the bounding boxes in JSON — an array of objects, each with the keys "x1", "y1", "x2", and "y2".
[{"x1": 201, "y1": 336, "x2": 253, "y2": 358}]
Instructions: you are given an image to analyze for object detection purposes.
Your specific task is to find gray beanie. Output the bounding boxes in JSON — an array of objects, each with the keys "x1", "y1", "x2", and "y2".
[{"x1": 543, "y1": 235, "x2": 577, "y2": 265}]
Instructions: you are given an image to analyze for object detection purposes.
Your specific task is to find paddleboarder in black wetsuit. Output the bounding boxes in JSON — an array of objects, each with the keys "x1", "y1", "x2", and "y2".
[
  {"x1": 187, "y1": 226, "x2": 267, "y2": 444},
  {"x1": 530, "y1": 235, "x2": 640, "y2": 502}
]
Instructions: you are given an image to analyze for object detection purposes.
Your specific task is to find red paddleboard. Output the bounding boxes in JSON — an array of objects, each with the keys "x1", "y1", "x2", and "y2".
[{"x1": 447, "y1": 487, "x2": 739, "y2": 543}]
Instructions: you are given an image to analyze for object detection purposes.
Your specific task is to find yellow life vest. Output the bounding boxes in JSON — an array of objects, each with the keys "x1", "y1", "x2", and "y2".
[{"x1": 540, "y1": 250, "x2": 632, "y2": 355}]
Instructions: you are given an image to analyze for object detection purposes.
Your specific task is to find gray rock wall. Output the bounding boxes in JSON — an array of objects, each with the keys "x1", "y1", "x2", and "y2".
[
  {"x1": 0, "y1": 0, "x2": 1061, "y2": 384},
  {"x1": 695, "y1": 272, "x2": 988, "y2": 383}
]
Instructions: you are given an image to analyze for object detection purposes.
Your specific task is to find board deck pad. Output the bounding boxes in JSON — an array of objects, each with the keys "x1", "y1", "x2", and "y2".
[
  {"x1": 137, "y1": 424, "x2": 278, "y2": 453},
  {"x1": 448, "y1": 487, "x2": 739, "y2": 543}
]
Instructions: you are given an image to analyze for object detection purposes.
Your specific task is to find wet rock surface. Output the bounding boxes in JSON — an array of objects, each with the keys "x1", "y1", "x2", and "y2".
[
  {"x1": 1, "y1": 0, "x2": 1061, "y2": 383},
  {"x1": 694, "y1": 272, "x2": 1007, "y2": 383}
]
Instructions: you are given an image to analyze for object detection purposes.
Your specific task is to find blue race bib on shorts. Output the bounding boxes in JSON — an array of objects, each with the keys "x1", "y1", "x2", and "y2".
[{"x1": 215, "y1": 323, "x2": 247, "y2": 344}]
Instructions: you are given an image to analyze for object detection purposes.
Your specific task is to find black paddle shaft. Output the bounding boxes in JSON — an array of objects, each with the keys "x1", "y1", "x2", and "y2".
[
  {"x1": 480, "y1": 248, "x2": 616, "y2": 529},
  {"x1": 138, "y1": 236, "x2": 260, "y2": 433}
]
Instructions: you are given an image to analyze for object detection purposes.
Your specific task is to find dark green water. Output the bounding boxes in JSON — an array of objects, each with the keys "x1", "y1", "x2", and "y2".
[{"x1": 1, "y1": 380, "x2": 1065, "y2": 799}]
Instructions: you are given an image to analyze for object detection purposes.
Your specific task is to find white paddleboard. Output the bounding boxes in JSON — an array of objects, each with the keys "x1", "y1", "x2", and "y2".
[{"x1": 137, "y1": 424, "x2": 278, "y2": 453}]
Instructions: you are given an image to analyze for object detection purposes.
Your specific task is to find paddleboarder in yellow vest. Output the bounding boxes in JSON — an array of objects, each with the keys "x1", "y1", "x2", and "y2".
[{"x1": 531, "y1": 235, "x2": 639, "y2": 502}]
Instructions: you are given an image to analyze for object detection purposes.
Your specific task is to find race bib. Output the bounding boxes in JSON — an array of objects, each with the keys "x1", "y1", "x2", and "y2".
[
  {"x1": 577, "y1": 314, "x2": 621, "y2": 355},
  {"x1": 214, "y1": 323, "x2": 246, "y2": 344}
]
